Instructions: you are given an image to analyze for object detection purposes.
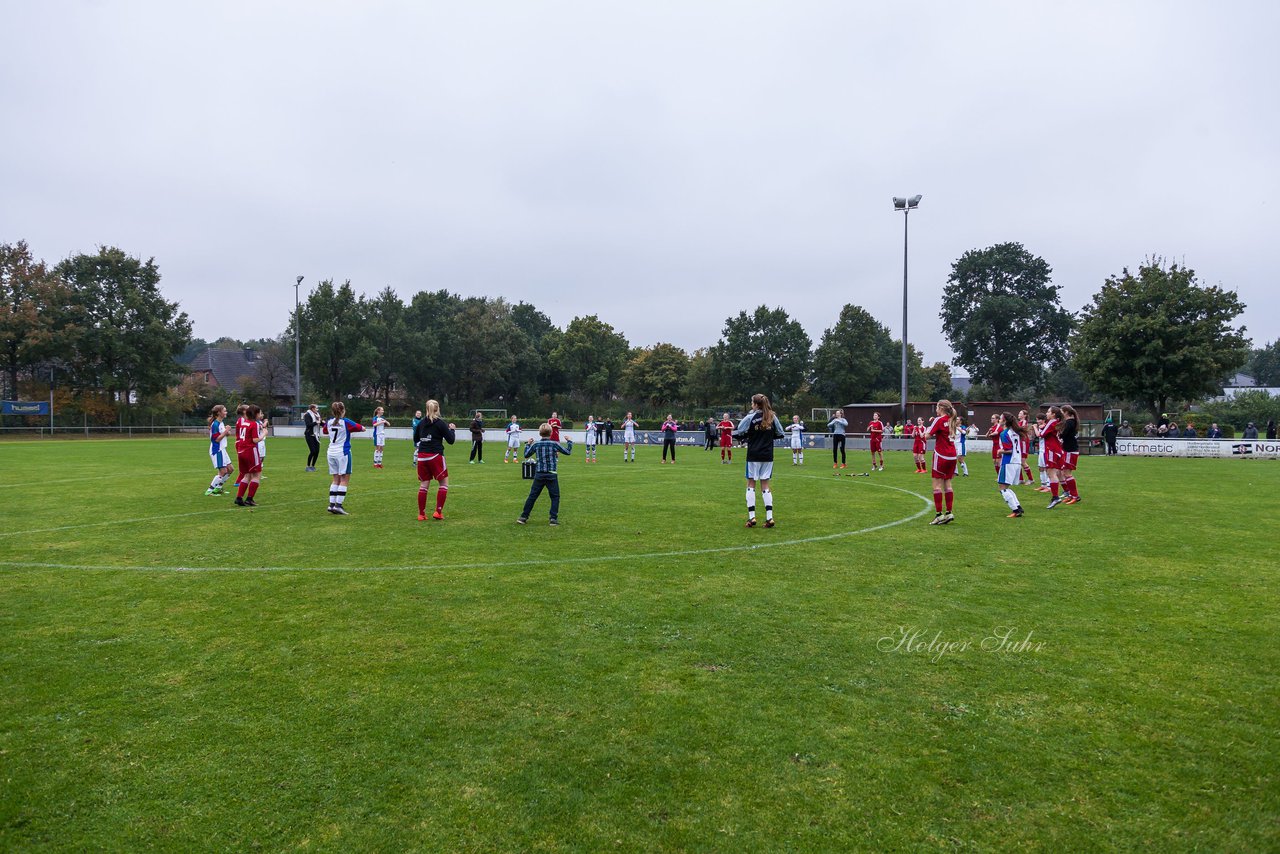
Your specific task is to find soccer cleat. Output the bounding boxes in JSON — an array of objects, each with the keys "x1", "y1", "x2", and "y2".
[
  {"x1": 333, "y1": 506, "x2": 349, "y2": 515},
  {"x1": 764, "y1": 519, "x2": 775, "y2": 528},
  {"x1": 205, "y1": 488, "x2": 216, "y2": 495},
  {"x1": 1047, "y1": 498, "x2": 1062, "y2": 509},
  {"x1": 244, "y1": 498, "x2": 257, "y2": 507},
  {"x1": 327, "y1": 505, "x2": 339, "y2": 514},
  {"x1": 235, "y1": 497, "x2": 247, "y2": 507},
  {"x1": 517, "y1": 517, "x2": 527, "y2": 524},
  {"x1": 479, "y1": 460, "x2": 486, "y2": 464},
  {"x1": 417, "y1": 513, "x2": 427, "y2": 521},
  {"x1": 432, "y1": 511, "x2": 443, "y2": 520},
  {"x1": 549, "y1": 519, "x2": 558, "y2": 526},
  {"x1": 745, "y1": 518, "x2": 757, "y2": 528},
  {"x1": 469, "y1": 460, "x2": 476, "y2": 465},
  {"x1": 941, "y1": 513, "x2": 955, "y2": 524},
  {"x1": 929, "y1": 513, "x2": 943, "y2": 525},
  {"x1": 840, "y1": 464, "x2": 847, "y2": 469},
  {"x1": 1062, "y1": 495, "x2": 1078, "y2": 505},
  {"x1": 1008, "y1": 508, "x2": 1024, "y2": 518}
]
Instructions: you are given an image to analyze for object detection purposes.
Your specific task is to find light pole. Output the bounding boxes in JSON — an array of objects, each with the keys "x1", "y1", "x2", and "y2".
[
  {"x1": 293, "y1": 276, "x2": 304, "y2": 410},
  {"x1": 892, "y1": 195, "x2": 921, "y2": 425}
]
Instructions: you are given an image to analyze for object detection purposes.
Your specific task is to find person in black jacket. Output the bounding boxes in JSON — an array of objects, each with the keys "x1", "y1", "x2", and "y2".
[
  {"x1": 704, "y1": 417, "x2": 716, "y2": 450},
  {"x1": 733, "y1": 393, "x2": 786, "y2": 528},
  {"x1": 1267, "y1": 420, "x2": 1277, "y2": 441},
  {"x1": 414, "y1": 400, "x2": 456, "y2": 521},
  {"x1": 1101, "y1": 418, "x2": 1118, "y2": 456},
  {"x1": 468, "y1": 410, "x2": 485, "y2": 464},
  {"x1": 302, "y1": 403, "x2": 321, "y2": 471}
]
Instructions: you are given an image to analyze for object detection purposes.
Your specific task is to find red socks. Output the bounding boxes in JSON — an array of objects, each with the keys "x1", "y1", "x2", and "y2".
[
  {"x1": 933, "y1": 491, "x2": 943, "y2": 512},
  {"x1": 945, "y1": 490, "x2": 953, "y2": 511},
  {"x1": 1050, "y1": 482, "x2": 1059, "y2": 499},
  {"x1": 237, "y1": 481, "x2": 248, "y2": 499},
  {"x1": 436, "y1": 486, "x2": 448, "y2": 513},
  {"x1": 246, "y1": 481, "x2": 259, "y2": 499},
  {"x1": 418, "y1": 487, "x2": 428, "y2": 514},
  {"x1": 1065, "y1": 478, "x2": 1079, "y2": 498}
]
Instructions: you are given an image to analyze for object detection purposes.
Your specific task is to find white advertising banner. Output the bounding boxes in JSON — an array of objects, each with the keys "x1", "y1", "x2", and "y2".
[{"x1": 1116, "y1": 438, "x2": 1280, "y2": 459}]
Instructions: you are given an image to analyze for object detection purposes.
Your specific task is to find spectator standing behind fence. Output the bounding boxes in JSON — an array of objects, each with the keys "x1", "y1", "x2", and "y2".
[
  {"x1": 1242, "y1": 422, "x2": 1259, "y2": 439},
  {"x1": 1119, "y1": 421, "x2": 1133, "y2": 438},
  {"x1": 604, "y1": 418, "x2": 614, "y2": 444},
  {"x1": 1184, "y1": 423, "x2": 1197, "y2": 438},
  {"x1": 1267, "y1": 420, "x2": 1276, "y2": 440},
  {"x1": 1207, "y1": 423, "x2": 1222, "y2": 439},
  {"x1": 1102, "y1": 417, "x2": 1118, "y2": 455}
]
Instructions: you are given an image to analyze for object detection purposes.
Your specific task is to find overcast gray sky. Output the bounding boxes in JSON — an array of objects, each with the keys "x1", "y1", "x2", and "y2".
[{"x1": 4, "y1": 1, "x2": 1278, "y2": 367}]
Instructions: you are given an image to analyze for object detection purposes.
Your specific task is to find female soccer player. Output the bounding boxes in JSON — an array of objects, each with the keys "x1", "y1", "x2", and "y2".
[
  {"x1": 1034, "y1": 413, "x2": 1051, "y2": 491},
  {"x1": 1017, "y1": 409, "x2": 1034, "y2": 485},
  {"x1": 660, "y1": 413, "x2": 678, "y2": 463},
  {"x1": 829, "y1": 410, "x2": 849, "y2": 469},
  {"x1": 1059, "y1": 404, "x2": 1082, "y2": 505},
  {"x1": 987, "y1": 414, "x2": 1002, "y2": 475},
  {"x1": 548, "y1": 411, "x2": 562, "y2": 443},
  {"x1": 925, "y1": 400, "x2": 960, "y2": 524},
  {"x1": 323, "y1": 401, "x2": 364, "y2": 515},
  {"x1": 912, "y1": 417, "x2": 928, "y2": 473},
  {"x1": 504, "y1": 415, "x2": 522, "y2": 463},
  {"x1": 734, "y1": 393, "x2": 785, "y2": 528},
  {"x1": 1042, "y1": 405, "x2": 1066, "y2": 508},
  {"x1": 864, "y1": 411, "x2": 881, "y2": 471},
  {"x1": 996, "y1": 412, "x2": 1027, "y2": 518},
  {"x1": 303, "y1": 403, "x2": 321, "y2": 472},
  {"x1": 256, "y1": 409, "x2": 269, "y2": 473},
  {"x1": 787, "y1": 415, "x2": 805, "y2": 465},
  {"x1": 234, "y1": 404, "x2": 263, "y2": 507},
  {"x1": 372, "y1": 406, "x2": 390, "y2": 468},
  {"x1": 232, "y1": 404, "x2": 249, "y2": 488},
  {"x1": 414, "y1": 399, "x2": 456, "y2": 520},
  {"x1": 583, "y1": 415, "x2": 598, "y2": 463},
  {"x1": 956, "y1": 418, "x2": 969, "y2": 477},
  {"x1": 205, "y1": 404, "x2": 234, "y2": 495},
  {"x1": 622, "y1": 412, "x2": 638, "y2": 462},
  {"x1": 718, "y1": 412, "x2": 735, "y2": 463}
]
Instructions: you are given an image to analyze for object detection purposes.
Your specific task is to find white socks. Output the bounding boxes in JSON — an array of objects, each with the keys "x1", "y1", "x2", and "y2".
[
  {"x1": 762, "y1": 490, "x2": 773, "y2": 521},
  {"x1": 960, "y1": 461, "x2": 968, "y2": 475},
  {"x1": 330, "y1": 485, "x2": 348, "y2": 507},
  {"x1": 746, "y1": 487, "x2": 756, "y2": 519},
  {"x1": 1001, "y1": 489, "x2": 1020, "y2": 511}
]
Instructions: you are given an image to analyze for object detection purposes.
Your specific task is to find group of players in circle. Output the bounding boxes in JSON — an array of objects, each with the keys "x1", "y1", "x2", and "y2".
[{"x1": 204, "y1": 395, "x2": 1084, "y2": 527}]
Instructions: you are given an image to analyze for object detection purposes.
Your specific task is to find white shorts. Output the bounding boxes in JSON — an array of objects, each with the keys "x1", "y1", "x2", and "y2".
[
  {"x1": 745, "y1": 461, "x2": 774, "y2": 481},
  {"x1": 257, "y1": 441, "x2": 266, "y2": 458},
  {"x1": 327, "y1": 452, "x2": 352, "y2": 476},
  {"x1": 624, "y1": 431, "x2": 636, "y2": 444},
  {"x1": 585, "y1": 438, "x2": 597, "y2": 448},
  {"x1": 790, "y1": 437, "x2": 803, "y2": 450},
  {"x1": 373, "y1": 430, "x2": 384, "y2": 447},
  {"x1": 210, "y1": 449, "x2": 232, "y2": 469},
  {"x1": 508, "y1": 436, "x2": 521, "y2": 448},
  {"x1": 997, "y1": 460, "x2": 1020, "y2": 486},
  {"x1": 1038, "y1": 450, "x2": 1046, "y2": 467}
]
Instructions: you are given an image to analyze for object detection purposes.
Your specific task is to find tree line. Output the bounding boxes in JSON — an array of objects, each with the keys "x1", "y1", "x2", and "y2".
[{"x1": 2, "y1": 238, "x2": 1263, "y2": 425}]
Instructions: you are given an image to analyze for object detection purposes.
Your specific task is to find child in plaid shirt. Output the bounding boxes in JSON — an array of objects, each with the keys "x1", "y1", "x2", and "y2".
[{"x1": 518, "y1": 422, "x2": 574, "y2": 526}]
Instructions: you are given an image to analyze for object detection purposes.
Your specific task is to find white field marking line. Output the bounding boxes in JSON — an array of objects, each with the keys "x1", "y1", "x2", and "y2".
[
  {"x1": 0, "y1": 483, "x2": 448, "y2": 538},
  {"x1": 0, "y1": 479, "x2": 933, "y2": 573}
]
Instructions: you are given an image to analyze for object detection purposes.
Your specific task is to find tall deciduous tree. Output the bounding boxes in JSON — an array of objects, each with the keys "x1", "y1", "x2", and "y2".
[
  {"x1": 1244, "y1": 340, "x2": 1280, "y2": 386},
  {"x1": 712, "y1": 306, "x2": 812, "y2": 404},
  {"x1": 682, "y1": 348, "x2": 722, "y2": 407},
  {"x1": 57, "y1": 246, "x2": 191, "y2": 417},
  {"x1": 361, "y1": 286, "x2": 408, "y2": 406},
  {"x1": 622, "y1": 343, "x2": 689, "y2": 405},
  {"x1": 551, "y1": 315, "x2": 630, "y2": 399},
  {"x1": 1073, "y1": 259, "x2": 1249, "y2": 417},
  {"x1": 811, "y1": 304, "x2": 898, "y2": 404},
  {"x1": 941, "y1": 242, "x2": 1072, "y2": 395},
  {"x1": 0, "y1": 241, "x2": 75, "y2": 400},
  {"x1": 298, "y1": 279, "x2": 375, "y2": 401}
]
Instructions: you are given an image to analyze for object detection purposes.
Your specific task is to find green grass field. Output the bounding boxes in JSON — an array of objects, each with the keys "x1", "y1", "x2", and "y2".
[{"x1": 1, "y1": 437, "x2": 1276, "y2": 851}]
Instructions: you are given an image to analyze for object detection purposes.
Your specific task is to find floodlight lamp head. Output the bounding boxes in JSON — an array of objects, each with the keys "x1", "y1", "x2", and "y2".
[
  {"x1": 908, "y1": 194, "x2": 922, "y2": 207},
  {"x1": 893, "y1": 197, "x2": 907, "y2": 210},
  {"x1": 296, "y1": 275, "x2": 305, "y2": 285}
]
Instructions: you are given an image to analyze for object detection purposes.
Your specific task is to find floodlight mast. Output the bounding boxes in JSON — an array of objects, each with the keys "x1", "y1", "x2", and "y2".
[
  {"x1": 893, "y1": 195, "x2": 921, "y2": 424},
  {"x1": 294, "y1": 276, "x2": 304, "y2": 409}
]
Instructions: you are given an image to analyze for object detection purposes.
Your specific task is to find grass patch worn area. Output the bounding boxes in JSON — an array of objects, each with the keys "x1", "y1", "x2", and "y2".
[{"x1": 1, "y1": 438, "x2": 1277, "y2": 851}]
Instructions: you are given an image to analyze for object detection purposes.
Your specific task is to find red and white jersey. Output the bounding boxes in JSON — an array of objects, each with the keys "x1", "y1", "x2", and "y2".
[
  {"x1": 548, "y1": 418, "x2": 562, "y2": 441},
  {"x1": 869, "y1": 420, "x2": 883, "y2": 436},
  {"x1": 718, "y1": 420, "x2": 734, "y2": 439},
  {"x1": 927, "y1": 415, "x2": 957, "y2": 458},
  {"x1": 1042, "y1": 418, "x2": 1063, "y2": 453},
  {"x1": 235, "y1": 417, "x2": 259, "y2": 454},
  {"x1": 903, "y1": 423, "x2": 915, "y2": 437}
]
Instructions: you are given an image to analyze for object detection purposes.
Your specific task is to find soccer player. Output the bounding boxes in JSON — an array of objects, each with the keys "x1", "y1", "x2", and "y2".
[
  {"x1": 926, "y1": 400, "x2": 960, "y2": 524},
  {"x1": 234, "y1": 404, "x2": 263, "y2": 507},
  {"x1": 734, "y1": 393, "x2": 785, "y2": 528},
  {"x1": 717, "y1": 412, "x2": 735, "y2": 463},
  {"x1": 410, "y1": 409, "x2": 422, "y2": 466},
  {"x1": 232, "y1": 404, "x2": 249, "y2": 488},
  {"x1": 912, "y1": 417, "x2": 927, "y2": 473},
  {"x1": 256, "y1": 409, "x2": 269, "y2": 473},
  {"x1": 956, "y1": 418, "x2": 969, "y2": 477},
  {"x1": 371, "y1": 406, "x2": 390, "y2": 468},
  {"x1": 303, "y1": 403, "x2": 321, "y2": 472},
  {"x1": 787, "y1": 415, "x2": 805, "y2": 465},
  {"x1": 987, "y1": 414, "x2": 1002, "y2": 475},
  {"x1": 660, "y1": 413, "x2": 678, "y2": 463},
  {"x1": 468, "y1": 410, "x2": 484, "y2": 465},
  {"x1": 1042, "y1": 405, "x2": 1066, "y2": 508},
  {"x1": 1017, "y1": 409, "x2": 1034, "y2": 485},
  {"x1": 504, "y1": 415, "x2": 522, "y2": 462},
  {"x1": 1059, "y1": 404, "x2": 1082, "y2": 505},
  {"x1": 548, "y1": 411, "x2": 562, "y2": 443},
  {"x1": 323, "y1": 401, "x2": 364, "y2": 515},
  {"x1": 518, "y1": 422, "x2": 573, "y2": 526},
  {"x1": 205, "y1": 404, "x2": 234, "y2": 495},
  {"x1": 622, "y1": 412, "x2": 638, "y2": 462},
  {"x1": 413, "y1": 399, "x2": 456, "y2": 521},
  {"x1": 864, "y1": 412, "x2": 881, "y2": 471},
  {"x1": 583, "y1": 415, "x2": 598, "y2": 463},
  {"x1": 996, "y1": 412, "x2": 1027, "y2": 518},
  {"x1": 1034, "y1": 413, "x2": 1051, "y2": 491}
]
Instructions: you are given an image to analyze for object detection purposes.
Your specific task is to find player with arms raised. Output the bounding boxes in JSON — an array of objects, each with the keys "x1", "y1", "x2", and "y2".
[{"x1": 926, "y1": 400, "x2": 959, "y2": 525}]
